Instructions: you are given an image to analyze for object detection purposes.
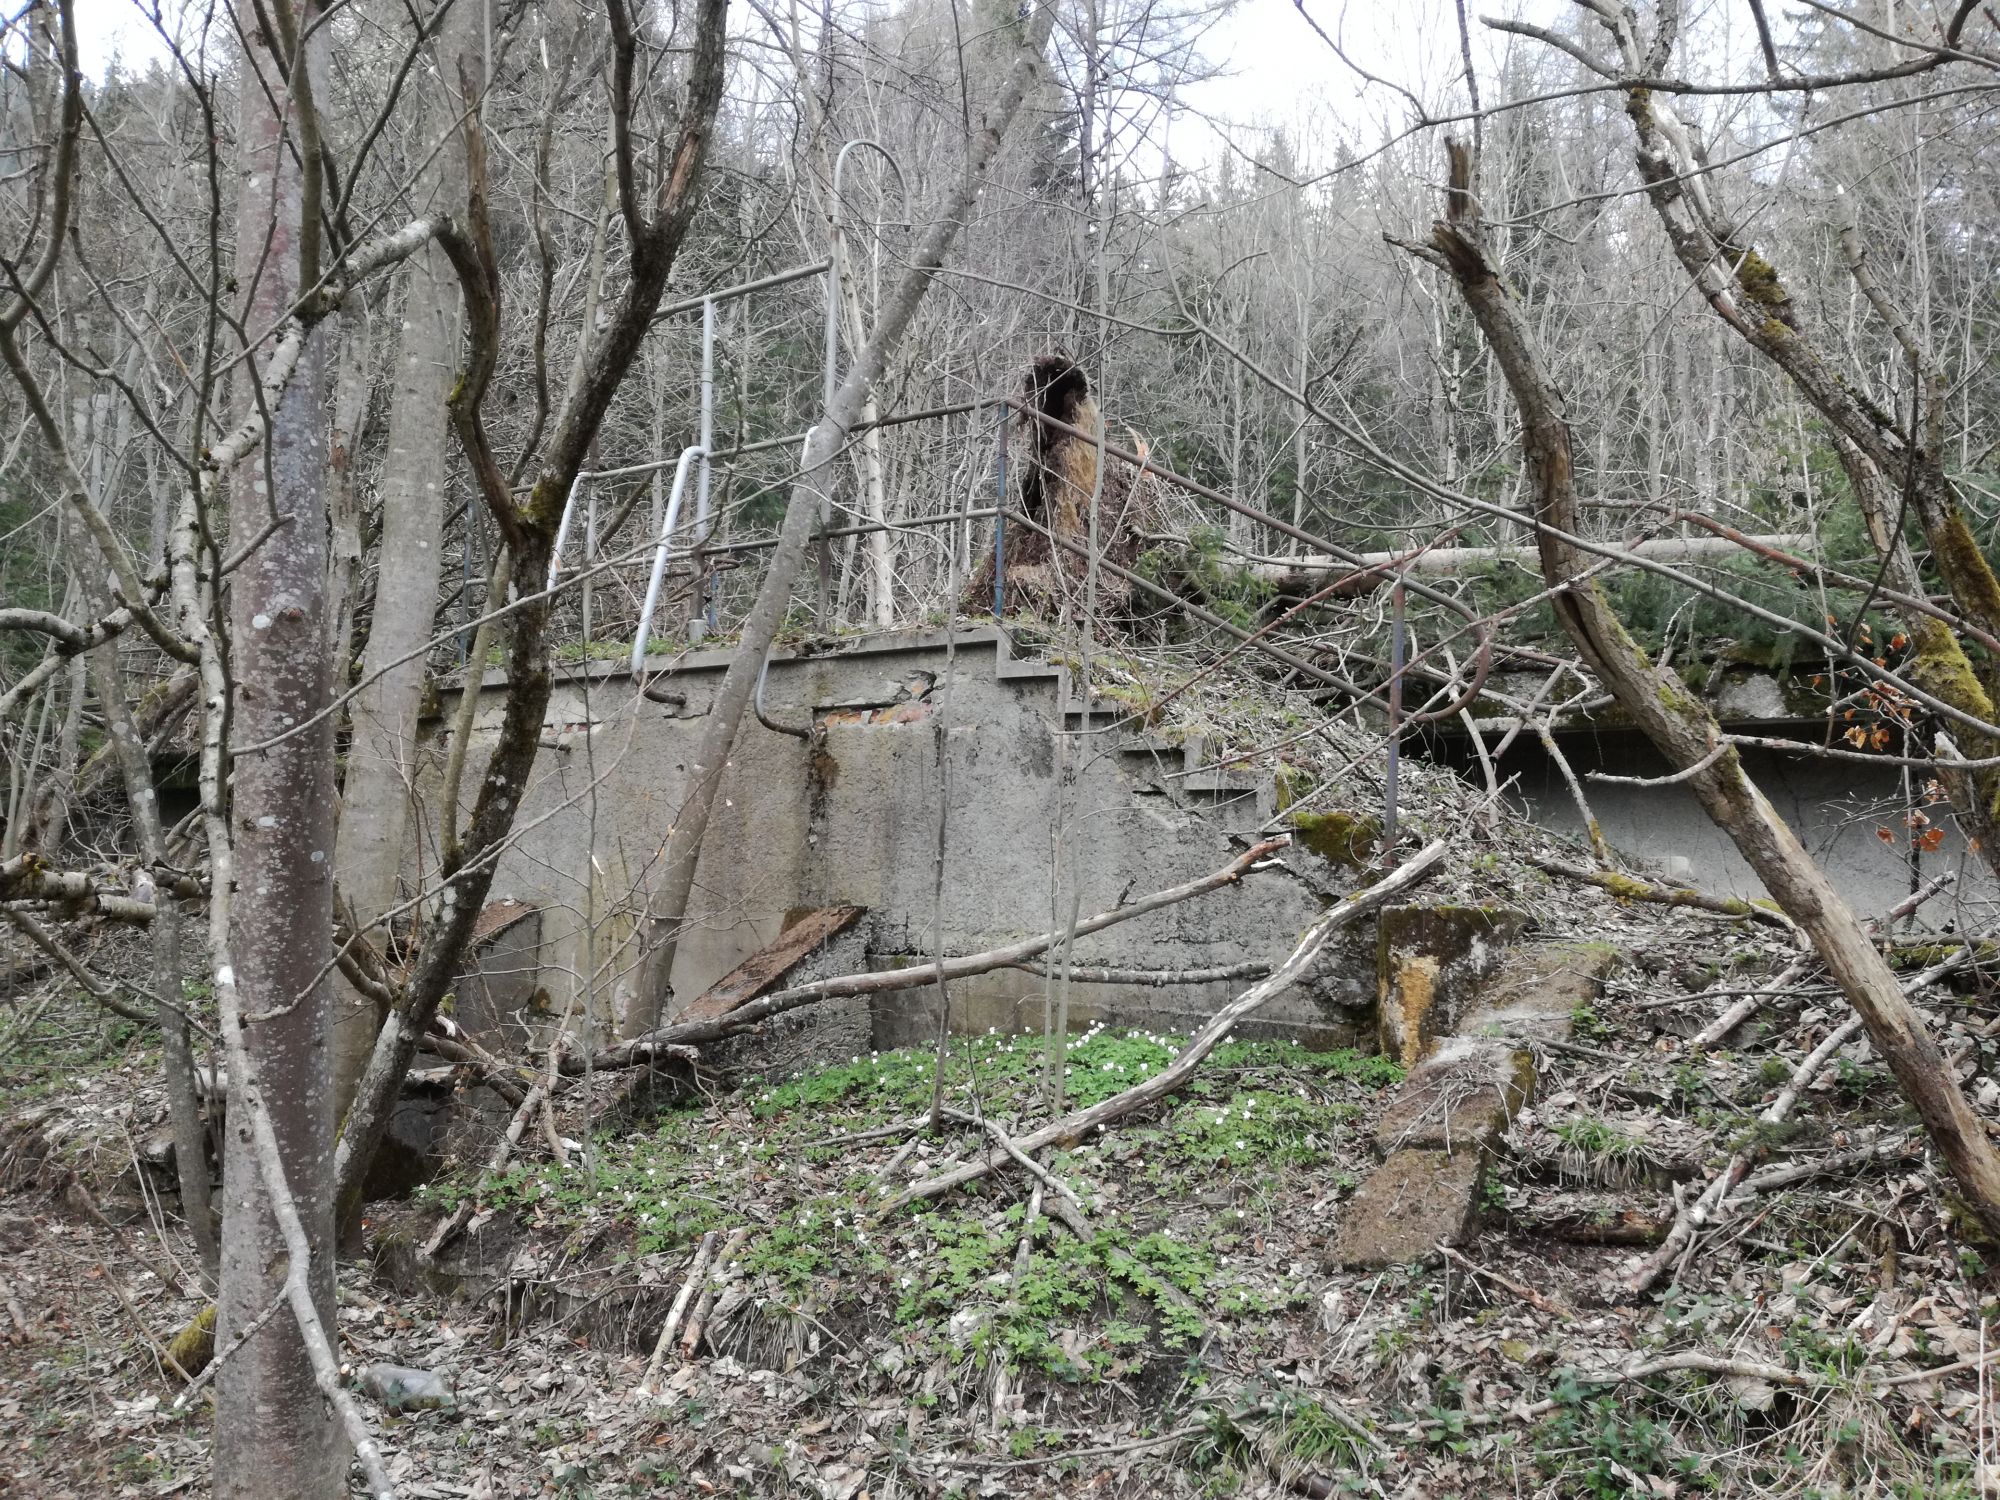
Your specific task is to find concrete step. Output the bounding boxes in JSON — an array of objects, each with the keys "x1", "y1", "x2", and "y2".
[
  {"x1": 1061, "y1": 701, "x2": 1146, "y2": 730},
  {"x1": 1330, "y1": 1147, "x2": 1486, "y2": 1270}
]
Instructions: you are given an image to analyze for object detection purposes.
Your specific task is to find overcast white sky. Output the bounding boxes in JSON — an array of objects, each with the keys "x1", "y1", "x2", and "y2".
[
  {"x1": 1186, "y1": 0, "x2": 1488, "y2": 152},
  {"x1": 68, "y1": 0, "x2": 1757, "y2": 175}
]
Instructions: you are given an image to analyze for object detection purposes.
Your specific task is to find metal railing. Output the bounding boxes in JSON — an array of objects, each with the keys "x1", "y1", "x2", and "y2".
[
  {"x1": 545, "y1": 258, "x2": 832, "y2": 605},
  {"x1": 544, "y1": 139, "x2": 918, "y2": 674}
]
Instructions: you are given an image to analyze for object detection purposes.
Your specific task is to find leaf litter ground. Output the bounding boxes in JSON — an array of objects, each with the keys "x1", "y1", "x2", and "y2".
[{"x1": 8, "y1": 850, "x2": 2000, "y2": 1495}]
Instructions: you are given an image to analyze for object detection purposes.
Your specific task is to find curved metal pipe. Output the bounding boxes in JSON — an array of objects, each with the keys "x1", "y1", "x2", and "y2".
[
  {"x1": 628, "y1": 444, "x2": 707, "y2": 674},
  {"x1": 822, "y1": 139, "x2": 914, "y2": 413},
  {"x1": 755, "y1": 647, "x2": 811, "y2": 740}
]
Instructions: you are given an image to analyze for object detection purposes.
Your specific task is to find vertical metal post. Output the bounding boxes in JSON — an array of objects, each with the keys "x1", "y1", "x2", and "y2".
[
  {"x1": 816, "y1": 261, "x2": 838, "y2": 630},
  {"x1": 699, "y1": 297, "x2": 716, "y2": 522},
  {"x1": 693, "y1": 297, "x2": 716, "y2": 640},
  {"x1": 821, "y1": 260, "x2": 840, "y2": 417},
  {"x1": 993, "y1": 410, "x2": 1008, "y2": 618},
  {"x1": 1385, "y1": 576, "x2": 1405, "y2": 846},
  {"x1": 582, "y1": 482, "x2": 597, "y2": 647}
]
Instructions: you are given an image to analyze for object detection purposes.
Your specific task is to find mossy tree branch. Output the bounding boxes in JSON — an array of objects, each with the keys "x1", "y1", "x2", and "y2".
[
  {"x1": 1539, "y1": 2, "x2": 2000, "y2": 873},
  {"x1": 1406, "y1": 134, "x2": 2000, "y2": 1251}
]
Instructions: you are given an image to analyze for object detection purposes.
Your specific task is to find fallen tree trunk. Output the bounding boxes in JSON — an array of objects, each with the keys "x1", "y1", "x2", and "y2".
[
  {"x1": 0, "y1": 856, "x2": 157, "y2": 924},
  {"x1": 583, "y1": 838, "x2": 1288, "y2": 1073},
  {"x1": 882, "y1": 840, "x2": 1446, "y2": 1212},
  {"x1": 1247, "y1": 534, "x2": 1810, "y2": 595},
  {"x1": 1528, "y1": 855, "x2": 1795, "y2": 933}
]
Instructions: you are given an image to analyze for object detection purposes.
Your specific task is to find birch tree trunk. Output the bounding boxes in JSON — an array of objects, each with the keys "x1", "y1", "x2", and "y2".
[
  {"x1": 213, "y1": 2, "x2": 343, "y2": 1489},
  {"x1": 324, "y1": 301, "x2": 372, "y2": 681}
]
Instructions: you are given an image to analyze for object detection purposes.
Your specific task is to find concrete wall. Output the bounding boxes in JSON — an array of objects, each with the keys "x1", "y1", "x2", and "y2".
[
  {"x1": 421, "y1": 627, "x2": 1376, "y2": 1052},
  {"x1": 1454, "y1": 727, "x2": 1996, "y2": 923}
]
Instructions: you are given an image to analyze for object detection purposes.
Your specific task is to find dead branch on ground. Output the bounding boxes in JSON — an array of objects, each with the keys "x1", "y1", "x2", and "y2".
[
  {"x1": 586, "y1": 839, "x2": 1289, "y2": 1072},
  {"x1": 883, "y1": 842, "x2": 1446, "y2": 1212},
  {"x1": 1529, "y1": 855, "x2": 1796, "y2": 933}
]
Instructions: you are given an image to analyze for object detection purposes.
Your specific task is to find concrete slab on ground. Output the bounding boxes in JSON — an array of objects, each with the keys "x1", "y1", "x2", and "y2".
[
  {"x1": 1331, "y1": 938, "x2": 1621, "y2": 1268},
  {"x1": 1469, "y1": 941, "x2": 1621, "y2": 1042},
  {"x1": 1373, "y1": 1037, "x2": 1533, "y2": 1154},
  {"x1": 1329, "y1": 1147, "x2": 1485, "y2": 1269}
]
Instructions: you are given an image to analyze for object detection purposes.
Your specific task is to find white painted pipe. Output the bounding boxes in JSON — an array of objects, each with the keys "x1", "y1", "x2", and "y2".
[
  {"x1": 545, "y1": 472, "x2": 587, "y2": 589},
  {"x1": 629, "y1": 444, "x2": 707, "y2": 674}
]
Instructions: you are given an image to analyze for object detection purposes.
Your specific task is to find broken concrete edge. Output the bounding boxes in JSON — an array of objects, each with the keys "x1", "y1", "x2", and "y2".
[
  {"x1": 1376, "y1": 905, "x2": 1530, "y2": 1066},
  {"x1": 1373, "y1": 940, "x2": 1622, "y2": 1154},
  {"x1": 1468, "y1": 940, "x2": 1622, "y2": 1040}
]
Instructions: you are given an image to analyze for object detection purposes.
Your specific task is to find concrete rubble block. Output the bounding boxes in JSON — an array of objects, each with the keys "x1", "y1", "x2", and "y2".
[
  {"x1": 1465, "y1": 941, "x2": 1621, "y2": 1042},
  {"x1": 1376, "y1": 904, "x2": 1529, "y2": 1065},
  {"x1": 1373, "y1": 1037, "x2": 1534, "y2": 1155},
  {"x1": 453, "y1": 901, "x2": 544, "y2": 1053},
  {"x1": 1329, "y1": 1146, "x2": 1484, "y2": 1269}
]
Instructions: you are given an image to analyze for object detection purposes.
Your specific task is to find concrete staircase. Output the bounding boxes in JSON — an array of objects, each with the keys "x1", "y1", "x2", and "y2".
[{"x1": 1007, "y1": 638, "x2": 1278, "y2": 821}]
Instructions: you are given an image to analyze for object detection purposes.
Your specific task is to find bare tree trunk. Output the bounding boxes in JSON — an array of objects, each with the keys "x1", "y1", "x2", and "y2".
[
  {"x1": 1290, "y1": 290, "x2": 1309, "y2": 544},
  {"x1": 0, "y1": 0, "x2": 212, "y2": 1281},
  {"x1": 1410, "y1": 138, "x2": 2000, "y2": 1246},
  {"x1": 212, "y1": 3, "x2": 344, "y2": 1490},
  {"x1": 331, "y1": 2, "x2": 472, "y2": 1122},
  {"x1": 332, "y1": 0, "x2": 734, "y2": 1219},
  {"x1": 325, "y1": 301, "x2": 372, "y2": 680},
  {"x1": 1555, "y1": 2, "x2": 2000, "y2": 878},
  {"x1": 622, "y1": 1, "x2": 1060, "y2": 1038},
  {"x1": 779, "y1": 22, "x2": 894, "y2": 628},
  {"x1": 82, "y1": 620, "x2": 214, "y2": 1274},
  {"x1": 833, "y1": 235, "x2": 894, "y2": 628}
]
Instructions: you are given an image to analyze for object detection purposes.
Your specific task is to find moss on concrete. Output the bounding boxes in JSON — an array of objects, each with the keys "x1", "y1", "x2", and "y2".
[
  {"x1": 1290, "y1": 808, "x2": 1381, "y2": 868},
  {"x1": 1273, "y1": 761, "x2": 1314, "y2": 813}
]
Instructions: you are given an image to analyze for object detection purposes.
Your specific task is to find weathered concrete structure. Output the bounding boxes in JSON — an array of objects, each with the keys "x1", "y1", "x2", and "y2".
[
  {"x1": 423, "y1": 627, "x2": 1382, "y2": 1054},
  {"x1": 1332, "y1": 941, "x2": 1620, "y2": 1268},
  {"x1": 1434, "y1": 667, "x2": 1998, "y2": 921}
]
